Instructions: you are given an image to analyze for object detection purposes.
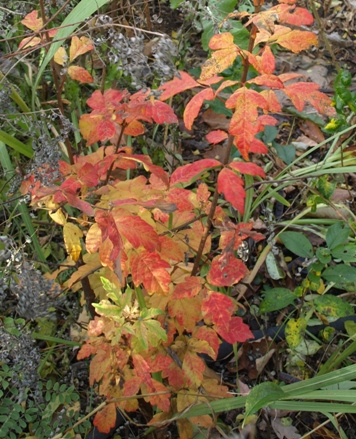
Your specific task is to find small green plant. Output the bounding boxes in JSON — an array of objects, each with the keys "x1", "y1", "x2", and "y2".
[{"x1": 0, "y1": 320, "x2": 90, "y2": 439}]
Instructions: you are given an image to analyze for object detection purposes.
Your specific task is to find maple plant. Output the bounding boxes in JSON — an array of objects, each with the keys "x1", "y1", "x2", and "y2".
[{"x1": 21, "y1": 0, "x2": 336, "y2": 436}]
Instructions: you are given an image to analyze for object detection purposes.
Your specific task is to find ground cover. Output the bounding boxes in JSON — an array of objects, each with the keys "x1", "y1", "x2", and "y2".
[{"x1": 0, "y1": 1, "x2": 356, "y2": 438}]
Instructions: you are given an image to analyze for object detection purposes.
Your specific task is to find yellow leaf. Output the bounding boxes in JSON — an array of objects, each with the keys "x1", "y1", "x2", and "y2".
[
  {"x1": 63, "y1": 223, "x2": 83, "y2": 261},
  {"x1": 285, "y1": 318, "x2": 306, "y2": 349},
  {"x1": 54, "y1": 47, "x2": 68, "y2": 65},
  {"x1": 49, "y1": 208, "x2": 66, "y2": 226}
]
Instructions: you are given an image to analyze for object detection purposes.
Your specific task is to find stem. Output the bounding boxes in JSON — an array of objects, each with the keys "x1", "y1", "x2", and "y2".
[
  {"x1": 191, "y1": 9, "x2": 260, "y2": 277},
  {"x1": 39, "y1": 0, "x2": 74, "y2": 164},
  {"x1": 103, "y1": 123, "x2": 127, "y2": 185}
]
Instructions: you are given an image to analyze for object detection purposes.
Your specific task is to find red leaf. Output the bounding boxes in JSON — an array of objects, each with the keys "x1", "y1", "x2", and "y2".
[
  {"x1": 228, "y1": 161, "x2": 266, "y2": 178},
  {"x1": 217, "y1": 168, "x2": 245, "y2": 214},
  {"x1": 184, "y1": 88, "x2": 215, "y2": 130},
  {"x1": 215, "y1": 316, "x2": 254, "y2": 344},
  {"x1": 248, "y1": 138, "x2": 269, "y2": 154},
  {"x1": 207, "y1": 253, "x2": 249, "y2": 286},
  {"x1": 87, "y1": 89, "x2": 127, "y2": 111},
  {"x1": 201, "y1": 291, "x2": 235, "y2": 328},
  {"x1": 245, "y1": 45, "x2": 275, "y2": 75},
  {"x1": 96, "y1": 119, "x2": 117, "y2": 141},
  {"x1": 68, "y1": 66, "x2": 94, "y2": 84},
  {"x1": 95, "y1": 210, "x2": 122, "y2": 253},
  {"x1": 158, "y1": 71, "x2": 199, "y2": 101},
  {"x1": 206, "y1": 130, "x2": 228, "y2": 144},
  {"x1": 273, "y1": 4, "x2": 314, "y2": 26},
  {"x1": 127, "y1": 91, "x2": 178, "y2": 125},
  {"x1": 123, "y1": 154, "x2": 169, "y2": 186},
  {"x1": 130, "y1": 250, "x2": 171, "y2": 295},
  {"x1": 93, "y1": 403, "x2": 117, "y2": 434},
  {"x1": 63, "y1": 191, "x2": 95, "y2": 216},
  {"x1": 172, "y1": 277, "x2": 204, "y2": 299},
  {"x1": 170, "y1": 159, "x2": 221, "y2": 186}
]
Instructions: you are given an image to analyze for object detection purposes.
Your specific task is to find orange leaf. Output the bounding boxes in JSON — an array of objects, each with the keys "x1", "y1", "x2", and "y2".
[
  {"x1": 177, "y1": 419, "x2": 194, "y2": 439},
  {"x1": 201, "y1": 291, "x2": 235, "y2": 328},
  {"x1": 283, "y1": 82, "x2": 320, "y2": 112},
  {"x1": 170, "y1": 159, "x2": 221, "y2": 186},
  {"x1": 21, "y1": 10, "x2": 42, "y2": 32},
  {"x1": 260, "y1": 90, "x2": 282, "y2": 112},
  {"x1": 168, "y1": 297, "x2": 203, "y2": 332},
  {"x1": 193, "y1": 326, "x2": 220, "y2": 361},
  {"x1": 206, "y1": 130, "x2": 228, "y2": 144},
  {"x1": 69, "y1": 36, "x2": 94, "y2": 62},
  {"x1": 200, "y1": 47, "x2": 240, "y2": 82},
  {"x1": 89, "y1": 347, "x2": 111, "y2": 385},
  {"x1": 172, "y1": 277, "x2": 204, "y2": 299},
  {"x1": 217, "y1": 168, "x2": 245, "y2": 214},
  {"x1": 226, "y1": 86, "x2": 268, "y2": 114},
  {"x1": 215, "y1": 316, "x2": 254, "y2": 343},
  {"x1": 245, "y1": 45, "x2": 275, "y2": 75},
  {"x1": 184, "y1": 88, "x2": 214, "y2": 130},
  {"x1": 207, "y1": 253, "x2": 249, "y2": 286},
  {"x1": 208, "y1": 32, "x2": 235, "y2": 50},
  {"x1": 158, "y1": 71, "x2": 199, "y2": 101},
  {"x1": 114, "y1": 212, "x2": 161, "y2": 251},
  {"x1": 247, "y1": 74, "x2": 284, "y2": 89},
  {"x1": 272, "y1": 29, "x2": 318, "y2": 53},
  {"x1": 93, "y1": 403, "x2": 117, "y2": 434},
  {"x1": 67, "y1": 66, "x2": 94, "y2": 84},
  {"x1": 182, "y1": 350, "x2": 205, "y2": 387},
  {"x1": 130, "y1": 250, "x2": 171, "y2": 295},
  {"x1": 18, "y1": 36, "x2": 41, "y2": 49}
]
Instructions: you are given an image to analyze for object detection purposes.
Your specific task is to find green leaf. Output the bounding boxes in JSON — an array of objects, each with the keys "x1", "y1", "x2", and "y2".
[
  {"x1": 279, "y1": 231, "x2": 314, "y2": 258},
  {"x1": 316, "y1": 175, "x2": 335, "y2": 199},
  {"x1": 285, "y1": 318, "x2": 307, "y2": 349},
  {"x1": 326, "y1": 222, "x2": 350, "y2": 250},
  {"x1": 132, "y1": 319, "x2": 167, "y2": 352},
  {"x1": 245, "y1": 382, "x2": 286, "y2": 418},
  {"x1": 0, "y1": 131, "x2": 33, "y2": 158},
  {"x1": 272, "y1": 142, "x2": 296, "y2": 165},
  {"x1": 316, "y1": 247, "x2": 331, "y2": 264},
  {"x1": 265, "y1": 252, "x2": 285, "y2": 280},
  {"x1": 331, "y1": 243, "x2": 356, "y2": 262},
  {"x1": 260, "y1": 288, "x2": 297, "y2": 313},
  {"x1": 314, "y1": 295, "x2": 353, "y2": 318},
  {"x1": 140, "y1": 307, "x2": 165, "y2": 320},
  {"x1": 170, "y1": 0, "x2": 184, "y2": 8},
  {"x1": 262, "y1": 126, "x2": 278, "y2": 143},
  {"x1": 323, "y1": 264, "x2": 356, "y2": 290}
]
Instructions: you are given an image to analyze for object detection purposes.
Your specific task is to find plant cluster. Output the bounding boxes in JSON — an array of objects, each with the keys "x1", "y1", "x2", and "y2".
[{"x1": 14, "y1": 0, "x2": 348, "y2": 436}]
